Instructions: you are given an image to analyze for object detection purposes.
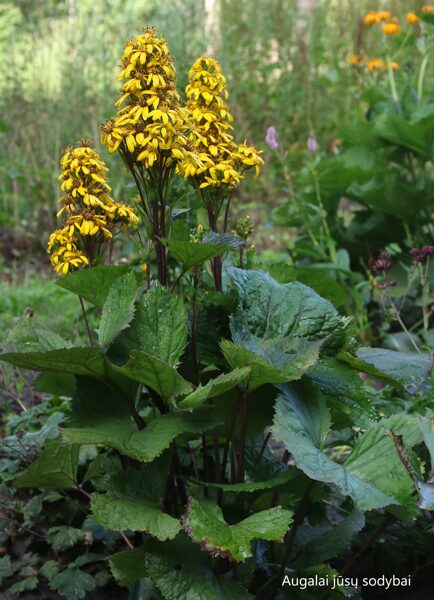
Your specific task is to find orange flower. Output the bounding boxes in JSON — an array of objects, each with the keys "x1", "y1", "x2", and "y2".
[
  {"x1": 391, "y1": 61, "x2": 399, "y2": 71},
  {"x1": 406, "y1": 12, "x2": 419, "y2": 24},
  {"x1": 383, "y1": 21, "x2": 401, "y2": 35},
  {"x1": 367, "y1": 58, "x2": 386, "y2": 72},
  {"x1": 350, "y1": 54, "x2": 363, "y2": 65},
  {"x1": 377, "y1": 11, "x2": 391, "y2": 21},
  {"x1": 422, "y1": 5, "x2": 434, "y2": 13},
  {"x1": 364, "y1": 12, "x2": 378, "y2": 25}
]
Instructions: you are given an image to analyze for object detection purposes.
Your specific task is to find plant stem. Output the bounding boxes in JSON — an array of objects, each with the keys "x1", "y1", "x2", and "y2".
[
  {"x1": 79, "y1": 296, "x2": 94, "y2": 347},
  {"x1": 236, "y1": 388, "x2": 249, "y2": 483}
]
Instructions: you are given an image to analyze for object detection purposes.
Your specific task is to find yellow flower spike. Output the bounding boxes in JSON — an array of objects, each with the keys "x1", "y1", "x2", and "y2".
[
  {"x1": 47, "y1": 140, "x2": 139, "y2": 275},
  {"x1": 179, "y1": 55, "x2": 262, "y2": 190},
  {"x1": 102, "y1": 26, "x2": 189, "y2": 170}
]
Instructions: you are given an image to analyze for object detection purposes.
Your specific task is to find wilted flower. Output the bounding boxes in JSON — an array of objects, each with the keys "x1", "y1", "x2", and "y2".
[
  {"x1": 265, "y1": 126, "x2": 279, "y2": 150},
  {"x1": 372, "y1": 251, "x2": 392, "y2": 273},
  {"x1": 307, "y1": 136, "x2": 317, "y2": 153},
  {"x1": 410, "y1": 246, "x2": 434, "y2": 266}
]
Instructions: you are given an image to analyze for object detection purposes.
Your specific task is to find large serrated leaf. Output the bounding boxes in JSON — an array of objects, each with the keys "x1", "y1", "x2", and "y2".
[
  {"x1": 145, "y1": 535, "x2": 254, "y2": 599},
  {"x1": 272, "y1": 383, "x2": 397, "y2": 510},
  {"x1": 98, "y1": 272, "x2": 138, "y2": 347},
  {"x1": 113, "y1": 284, "x2": 188, "y2": 367},
  {"x1": 183, "y1": 498, "x2": 293, "y2": 562},
  {"x1": 92, "y1": 493, "x2": 180, "y2": 540},
  {"x1": 62, "y1": 379, "x2": 221, "y2": 462},
  {"x1": 0, "y1": 347, "x2": 105, "y2": 377},
  {"x1": 109, "y1": 350, "x2": 193, "y2": 404},
  {"x1": 15, "y1": 439, "x2": 79, "y2": 489},
  {"x1": 292, "y1": 510, "x2": 365, "y2": 569},
  {"x1": 179, "y1": 367, "x2": 250, "y2": 408},
  {"x1": 56, "y1": 265, "x2": 145, "y2": 306},
  {"x1": 4, "y1": 320, "x2": 70, "y2": 352},
  {"x1": 356, "y1": 347, "x2": 432, "y2": 395},
  {"x1": 228, "y1": 268, "x2": 352, "y2": 351},
  {"x1": 109, "y1": 546, "x2": 148, "y2": 587},
  {"x1": 221, "y1": 340, "x2": 291, "y2": 391}
]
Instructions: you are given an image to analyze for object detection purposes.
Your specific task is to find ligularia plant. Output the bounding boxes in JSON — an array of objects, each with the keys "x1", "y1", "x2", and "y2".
[{"x1": 2, "y1": 25, "x2": 433, "y2": 600}]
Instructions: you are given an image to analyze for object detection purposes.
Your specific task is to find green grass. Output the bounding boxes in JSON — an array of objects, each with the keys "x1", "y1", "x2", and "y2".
[{"x1": 0, "y1": 279, "x2": 84, "y2": 344}]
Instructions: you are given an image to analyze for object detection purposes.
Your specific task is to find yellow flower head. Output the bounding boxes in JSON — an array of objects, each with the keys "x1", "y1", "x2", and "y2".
[
  {"x1": 422, "y1": 5, "x2": 434, "y2": 13},
  {"x1": 101, "y1": 27, "x2": 188, "y2": 170},
  {"x1": 406, "y1": 12, "x2": 419, "y2": 24},
  {"x1": 391, "y1": 61, "x2": 399, "y2": 71},
  {"x1": 382, "y1": 20, "x2": 400, "y2": 35}
]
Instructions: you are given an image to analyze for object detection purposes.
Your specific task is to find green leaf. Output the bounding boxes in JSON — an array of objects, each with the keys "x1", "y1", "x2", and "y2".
[
  {"x1": 164, "y1": 239, "x2": 232, "y2": 270},
  {"x1": 15, "y1": 439, "x2": 79, "y2": 489},
  {"x1": 272, "y1": 383, "x2": 397, "y2": 510},
  {"x1": 345, "y1": 413, "x2": 424, "y2": 507},
  {"x1": 10, "y1": 576, "x2": 39, "y2": 595},
  {"x1": 293, "y1": 510, "x2": 365, "y2": 568},
  {"x1": 4, "y1": 320, "x2": 70, "y2": 352},
  {"x1": 109, "y1": 546, "x2": 147, "y2": 587},
  {"x1": 228, "y1": 268, "x2": 352, "y2": 351},
  {"x1": 98, "y1": 272, "x2": 138, "y2": 347},
  {"x1": 63, "y1": 379, "x2": 221, "y2": 462},
  {"x1": 0, "y1": 556, "x2": 19, "y2": 586},
  {"x1": 0, "y1": 347, "x2": 105, "y2": 377},
  {"x1": 338, "y1": 351, "x2": 404, "y2": 391},
  {"x1": 34, "y1": 371, "x2": 76, "y2": 396},
  {"x1": 418, "y1": 482, "x2": 434, "y2": 510},
  {"x1": 110, "y1": 350, "x2": 192, "y2": 404},
  {"x1": 144, "y1": 535, "x2": 254, "y2": 599},
  {"x1": 255, "y1": 263, "x2": 349, "y2": 308},
  {"x1": 221, "y1": 340, "x2": 292, "y2": 391},
  {"x1": 49, "y1": 567, "x2": 96, "y2": 600},
  {"x1": 179, "y1": 367, "x2": 251, "y2": 408},
  {"x1": 47, "y1": 526, "x2": 85, "y2": 552},
  {"x1": 183, "y1": 498, "x2": 293, "y2": 562},
  {"x1": 113, "y1": 284, "x2": 188, "y2": 366},
  {"x1": 420, "y1": 416, "x2": 434, "y2": 473},
  {"x1": 308, "y1": 357, "x2": 374, "y2": 423},
  {"x1": 228, "y1": 335, "x2": 323, "y2": 385},
  {"x1": 56, "y1": 265, "x2": 145, "y2": 307},
  {"x1": 373, "y1": 111, "x2": 431, "y2": 158},
  {"x1": 356, "y1": 347, "x2": 432, "y2": 394},
  {"x1": 92, "y1": 493, "x2": 181, "y2": 540},
  {"x1": 191, "y1": 470, "x2": 297, "y2": 493}
]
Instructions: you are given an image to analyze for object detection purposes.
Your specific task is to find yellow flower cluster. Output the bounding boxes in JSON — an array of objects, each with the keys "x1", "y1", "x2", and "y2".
[
  {"x1": 101, "y1": 27, "x2": 189, "y2": 169},
  {"x1": 349, "y1": 56, "x2": 398, "y2": 72},
  {"x1": 179, "y1": 57, "x2": 263, "y2": 190},
  {"x1": 364, "y1": 11, "x2": 391, "y2": 25},
  {"x1": 363, "y1": 11, "x2": 401, "y2": 35},
  {"x1": 48, "y1": 142, "x2": 138, "y2": 275}
]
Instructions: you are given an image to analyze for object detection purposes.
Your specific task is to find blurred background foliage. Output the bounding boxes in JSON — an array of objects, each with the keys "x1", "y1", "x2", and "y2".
[{"x1": 0, "y1": 0, "x2": 423, "y2": 239}]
